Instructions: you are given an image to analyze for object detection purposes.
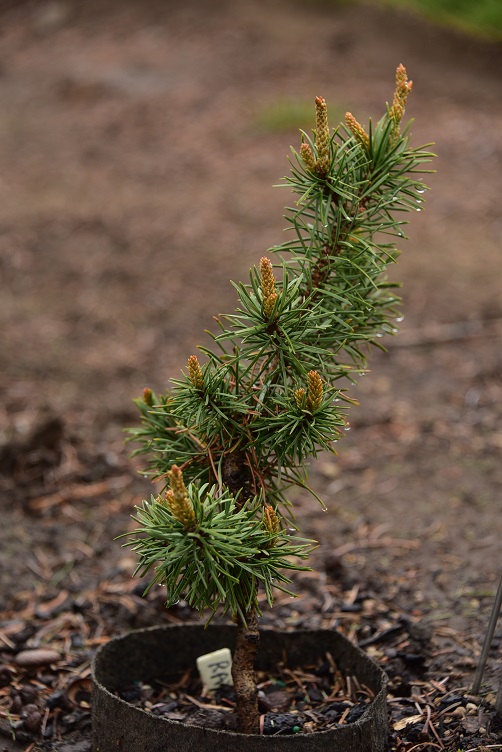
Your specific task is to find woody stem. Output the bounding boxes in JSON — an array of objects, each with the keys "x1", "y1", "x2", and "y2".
[{"x1": 232, "y1": 608, "x2": 260, "y2": 734}]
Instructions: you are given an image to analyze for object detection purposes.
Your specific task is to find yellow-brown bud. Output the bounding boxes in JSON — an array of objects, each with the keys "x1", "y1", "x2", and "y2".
[
  {"x1": 306, "y1": 370, "x2": 323, "y2": 412},
  {"x1": 187, "y1": 354, "x2": 204, "y2": 390},
  {"x1": 395, "y1": 63, "x2": 413, "y2": 101},
  {"x1": 260, "y1": 257, "x2": 279, "y2": 318},
  {"x1": 295, "y1": 387, "x2": 306, "y2": 410},
  {"x1": 316, "y1": 155, "x2": 330, "y2": 177},
  {"x1": 260, "y1": 257, "x2": 275, "y2": 298},
  {"x1": 314, "y1": 96, "x2": 330, "y2": 177},
  {"x1": 264, "y1": 292, "x2": 278, "y2": 318},
  {"x1": 168, "y1": 464, "x2": 187, "y2": 497},
  {"x1": 300, "y1": 142, "x2": 316, "y2": 172},
  {"x1": 263, "y1": 504, "x2": 279, "y2": 546},
  {"x1": 315, "y1": 96, "x2": 330, "y2": 162},
  {"x1": 166, "y1": 464, "x2": 195, "y2": 529},
  {"x1": 395, "y1": 62, "x2": 408, "y2": 89},
  {"x1": 143, "y1": 387, "x2": 154, "y2": 406},
  {"x1": 345, "y1": 112, "x2": 370, "y2": 150},
  {"x1": 389, "y1": 64, "x2": 412, "y2": 140}
]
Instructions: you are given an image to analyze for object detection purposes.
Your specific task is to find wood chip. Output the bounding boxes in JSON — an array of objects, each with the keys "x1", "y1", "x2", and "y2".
[{"x1": 393, "y1": 713, "x2": 424, "y2": 731}]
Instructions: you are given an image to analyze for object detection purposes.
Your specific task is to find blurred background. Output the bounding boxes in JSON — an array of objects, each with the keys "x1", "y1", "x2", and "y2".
[{"x1": 0, "y1": 0, "x2": 501, "y2": 657}]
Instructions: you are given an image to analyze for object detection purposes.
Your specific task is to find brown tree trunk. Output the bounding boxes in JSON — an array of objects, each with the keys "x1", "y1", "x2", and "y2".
[{"x1": 232, "y1": 609, "x2": 260, "y2": 734}]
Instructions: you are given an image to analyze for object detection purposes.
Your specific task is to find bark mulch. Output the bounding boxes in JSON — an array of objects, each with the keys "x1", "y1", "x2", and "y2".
[{"x1": 0, "y1": 419, "x2": 500, "y2": 751}]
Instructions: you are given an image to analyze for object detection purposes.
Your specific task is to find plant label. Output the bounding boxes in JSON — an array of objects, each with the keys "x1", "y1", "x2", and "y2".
[{"x1": 196, "y1": 647, "x2": 233, "y2": 691}]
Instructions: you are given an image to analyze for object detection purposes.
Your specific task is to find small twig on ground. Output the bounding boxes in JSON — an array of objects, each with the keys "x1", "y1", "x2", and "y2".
[
  {"x1": 28, "y1": 476, "x2": 130, "y2": 511},
  {"x1": 334, "y1": 537, "x2": 419, "y2": 556},
  {"x1": 184, "y1": 694, "x2": 232, "y2": 712}
]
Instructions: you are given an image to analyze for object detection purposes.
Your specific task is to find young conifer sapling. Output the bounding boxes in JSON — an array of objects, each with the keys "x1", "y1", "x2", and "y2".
[{"x1": 124, "y1": 65, "x2": 434, "y2": 735}]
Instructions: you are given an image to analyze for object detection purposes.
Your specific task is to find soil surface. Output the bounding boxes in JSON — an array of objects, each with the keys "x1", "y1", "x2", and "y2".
[
  {"x1": 112, "y1": 655, "x2": 374, "y2": 735},
  {"x1": 0, "y1": 1, "x2": 501, "y2": 750}
]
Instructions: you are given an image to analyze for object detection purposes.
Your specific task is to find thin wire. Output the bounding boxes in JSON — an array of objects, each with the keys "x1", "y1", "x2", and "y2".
[{"x1": 471, "y1": 572, "x2": 502, "y2": 697}]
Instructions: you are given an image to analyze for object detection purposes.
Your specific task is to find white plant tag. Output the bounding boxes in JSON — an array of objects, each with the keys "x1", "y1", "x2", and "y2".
[{"x1": 196, "y1": 647, "x2": 233, "y2": 691}]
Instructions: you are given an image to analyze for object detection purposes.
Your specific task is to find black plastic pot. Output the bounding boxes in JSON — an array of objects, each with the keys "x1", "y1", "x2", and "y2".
[{"x1": 92, "y1": 624, "x2": 388, "y2": 751}]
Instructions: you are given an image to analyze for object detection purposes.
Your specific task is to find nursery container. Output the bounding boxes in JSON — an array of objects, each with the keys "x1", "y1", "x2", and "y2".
[{"x1": 92, "y1": 624, "x2": 388, "y2": 751}]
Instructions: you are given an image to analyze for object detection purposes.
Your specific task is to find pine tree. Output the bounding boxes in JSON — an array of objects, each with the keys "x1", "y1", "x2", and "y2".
[{"x1": 122, "y1": 65, "x2": 434, "y2": 734}]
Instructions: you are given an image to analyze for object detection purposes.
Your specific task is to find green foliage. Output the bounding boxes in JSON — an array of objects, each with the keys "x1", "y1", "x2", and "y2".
[
  {"x1": 367, "y1": 0, "x2": 502, "y2": 40},
  {"x1": 251, "y1": 374, "x2": 347, "y2": 467},
  {"x1": 122, "y1": 484, "x2": 313, "y2": 622},
  {"x1": 125, "y1": 67, "x2": 434, "y2": 620}
]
